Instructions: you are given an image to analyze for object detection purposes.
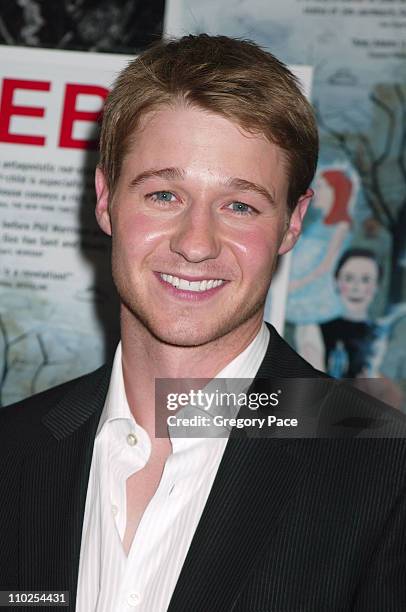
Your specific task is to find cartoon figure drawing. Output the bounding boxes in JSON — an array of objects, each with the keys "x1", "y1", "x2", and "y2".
[
  {"x1": 295, "y1": 248, "x2": 405, "y2": 408},
  {"x1": 293, "y1": 248, "x2": 380, "y2": 375},
  {"x1": 287, "y1": 166, "x2": 357, "y2": 324},
  {"x1": 320, "y1": 248, "x2": 381, "y2": 377}
]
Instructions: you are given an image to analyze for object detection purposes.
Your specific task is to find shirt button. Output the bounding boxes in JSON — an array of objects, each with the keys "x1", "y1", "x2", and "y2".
[
  {"x1": 127, "y1": 433, "x2": 138, "y2": 446},
  {"x1": 127, "y1": 592, "x2": 141, "y2": 607},
  {"x1": 111, "y1": 505, "x2": 118, "y2": 516}
]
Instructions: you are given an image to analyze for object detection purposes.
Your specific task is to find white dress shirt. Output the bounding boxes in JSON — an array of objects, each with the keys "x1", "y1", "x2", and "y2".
[{"x1": 76, "y1": 323, "x2": 270, "y2": 612}]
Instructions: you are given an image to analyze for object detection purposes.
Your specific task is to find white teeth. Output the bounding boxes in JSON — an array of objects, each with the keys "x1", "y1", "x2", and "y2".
[
  {"x1": 160, "y1": 274, "x2": 224, "y2": 292},
  {"x1": 178, "y1": 278, "x2": 191, "y2": 290}
]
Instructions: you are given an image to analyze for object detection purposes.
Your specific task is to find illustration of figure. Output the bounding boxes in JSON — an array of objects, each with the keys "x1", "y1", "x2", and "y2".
[
  {"x1": 320, "y1": 248, "x2": 381, "y2": 377},
  {"x1": 295, "y1": 248, "x2": 404, "y2": 408},
  {"x1": 294, "y1": 248, "x2": 380, "y2": 375},
  {"x1": 286, "y1": 166, "x2": 357, "y2": 324}
]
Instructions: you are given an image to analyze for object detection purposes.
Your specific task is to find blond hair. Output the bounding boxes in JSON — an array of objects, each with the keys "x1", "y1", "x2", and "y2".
[{"x1": 99, "y1": 34, "x2": 318, "y2": 211}]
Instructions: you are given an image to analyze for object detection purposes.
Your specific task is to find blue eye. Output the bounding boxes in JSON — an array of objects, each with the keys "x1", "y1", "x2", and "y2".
[
  {"x1": 228, "y1": 201, "x2": 254, "y2": 215},
  {"x1": 149, "y1": 191, "x2": 176, "y2": 202}
]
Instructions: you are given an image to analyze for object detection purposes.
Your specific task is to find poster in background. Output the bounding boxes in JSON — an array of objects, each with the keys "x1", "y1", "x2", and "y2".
[
  {"x1": 0, "y1": 46, "x2": 133, "y2": 405},
  {"x1": 0, "y1": 45, "x2": 311, "y2": 405},
  {"x1": 165, "y1": 0, "x2": 406, "y2": 409}
]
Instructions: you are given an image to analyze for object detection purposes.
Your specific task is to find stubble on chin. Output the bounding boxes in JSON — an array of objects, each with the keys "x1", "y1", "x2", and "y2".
[
  {"x1": 112, "y1": 255, "x2": 270, "y2": 348},
  {"x1": 116, "y1": 282, "x2": 267, "y2": 349}
]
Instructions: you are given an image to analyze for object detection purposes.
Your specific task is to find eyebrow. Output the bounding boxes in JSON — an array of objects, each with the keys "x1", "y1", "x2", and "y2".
[
  {"x1": 226, "y1": 177, "x2": 276, "y2": 207},
  {"x1": 129, "y1": 166, "x2": 276, "y2": 207},
  {"x1": 129, "y1": 167, "x2": 185, "y2": 188}
]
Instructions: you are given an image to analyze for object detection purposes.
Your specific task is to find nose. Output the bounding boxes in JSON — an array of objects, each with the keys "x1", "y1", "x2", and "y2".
[
  {"x1": 351, "y1": 278, "x2": 361, "y2": 291},
  {"x1": 169, "y1": 203, "x2": 221, "y2": 263}
]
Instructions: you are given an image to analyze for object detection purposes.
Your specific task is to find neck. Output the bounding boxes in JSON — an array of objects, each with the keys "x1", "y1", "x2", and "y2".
[
  {"x1": 344, "y1": 310, "x2": 368, "y2": 322},
  {"x1": 120, "y1": 304, "x2": 263, "y2": 434}
]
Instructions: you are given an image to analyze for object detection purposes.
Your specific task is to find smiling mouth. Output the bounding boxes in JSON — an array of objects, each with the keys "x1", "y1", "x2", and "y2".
[{"x1": 159, "y1": 273, "x2": 225, "y2": 292}]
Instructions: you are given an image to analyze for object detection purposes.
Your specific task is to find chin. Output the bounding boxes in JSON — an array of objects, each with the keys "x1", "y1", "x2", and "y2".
[
  {"x1": 144, "y1": 318, "x2": 229, "y2": 348},
  {"x1": 144, "y1": 304, "x2": 264, "y2": 349},
  {"x1": 119, "y1": 284, "x2": 266, "y2": 348}
]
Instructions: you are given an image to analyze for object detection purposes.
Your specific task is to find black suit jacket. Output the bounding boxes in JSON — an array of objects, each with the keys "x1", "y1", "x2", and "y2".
[{"x1": 1, "y1": 324, "x2": 406, "y2": 611}]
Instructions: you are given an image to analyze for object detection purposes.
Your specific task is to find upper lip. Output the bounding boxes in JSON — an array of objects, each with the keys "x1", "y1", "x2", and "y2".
[{"x1": 156, "y1": 272, "x2": 228, "y2": 282}]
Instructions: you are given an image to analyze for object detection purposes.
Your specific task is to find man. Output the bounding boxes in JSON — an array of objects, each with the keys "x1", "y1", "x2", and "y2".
[{"x1": 1, "y1": 34, "x2": 406, "y2": 611}]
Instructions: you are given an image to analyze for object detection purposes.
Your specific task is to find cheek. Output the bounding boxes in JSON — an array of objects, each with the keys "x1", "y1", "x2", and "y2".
[
  {"x1": 229, "y1": 228, "x2": 280, "y2": 280},
  {"x1": 364, "y1": 283, "x2": 377, "y2": 298},
  {"x1": 114, "y1": 211, "x2": 169, "y2": 256},
  {"x1": 337, "y1": 281, "x2": 351, "y2": 296}
]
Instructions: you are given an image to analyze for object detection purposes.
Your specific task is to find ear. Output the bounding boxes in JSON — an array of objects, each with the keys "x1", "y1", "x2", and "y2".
[
  {"x1": 95, "y1": 167, "x2": 112, "y2": 236},
  {"x1": 278, "y1": 189, "x2": 313, "y2": 255}
]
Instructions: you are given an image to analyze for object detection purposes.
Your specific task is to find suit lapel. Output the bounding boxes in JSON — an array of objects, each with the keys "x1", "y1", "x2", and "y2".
[
  {"x1": 168, "y1": 436, "x2": 309, "y2": 611},
  {"x1": 168, "y1": 325, "x2": 319, "y2": 611},
  {"x1": 18, "y1": 365, "x2": 111, "y2": 603}
]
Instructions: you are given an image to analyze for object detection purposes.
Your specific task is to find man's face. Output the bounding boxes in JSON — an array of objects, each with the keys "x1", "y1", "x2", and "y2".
[
  {"x1": 96, "y1": 104, "x2": 311, "y2": 347},
  {"x1": 336, "y1": 256, "x2": 379, "y2": 319}
]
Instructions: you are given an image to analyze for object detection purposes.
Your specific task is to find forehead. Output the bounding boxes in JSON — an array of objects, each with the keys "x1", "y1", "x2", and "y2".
[
  {"x1": 339, "y1": 257, "x2": 378, "y2": 277},
  {"x1": 121, "y1": 104, "x2": 289, "y2": 198}
]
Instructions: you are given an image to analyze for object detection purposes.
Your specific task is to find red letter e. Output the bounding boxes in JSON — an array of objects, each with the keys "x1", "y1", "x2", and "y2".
[{"x1": 0, "y1": 78, "x2": 50, "y2": 146}]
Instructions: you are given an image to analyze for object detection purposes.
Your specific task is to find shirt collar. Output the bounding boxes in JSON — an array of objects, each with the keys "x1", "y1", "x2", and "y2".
[
  {"x1": 96, "y1": 322, "x2": 270, "y2": 438},
  {"x1": 96, "y1": 342, "x2": 130, "y2": 436},
  {"x1": 215, "y1": 321, "x2": 269, "y2": 380}
]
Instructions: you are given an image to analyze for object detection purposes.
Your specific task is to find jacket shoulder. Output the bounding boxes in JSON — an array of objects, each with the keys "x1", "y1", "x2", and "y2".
[
  {"x1": 262, "y1": 322, "x2": 328, "y2": 378},
  {"x1": 0, "y1": 365, "x2": 110, "y2": 442}
]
